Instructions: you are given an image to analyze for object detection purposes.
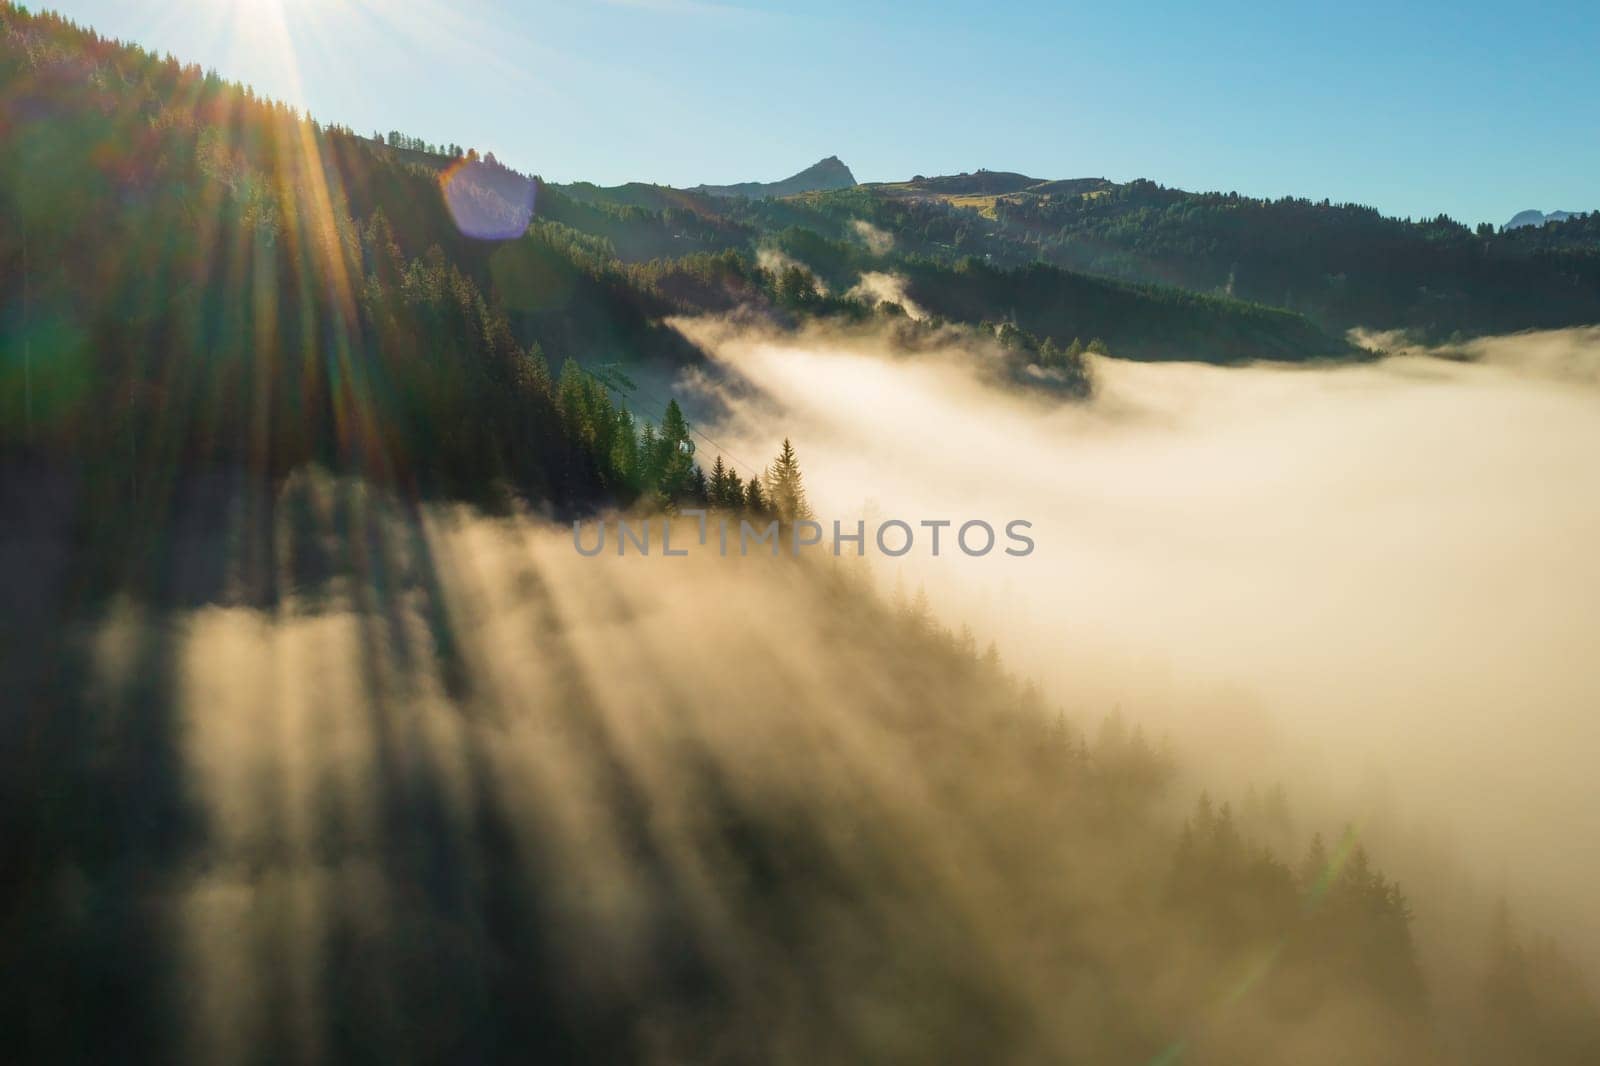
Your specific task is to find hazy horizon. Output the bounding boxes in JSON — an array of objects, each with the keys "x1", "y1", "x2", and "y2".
[{"x1": 36, "y1": 0, "x2": 1600, "y2": 227}]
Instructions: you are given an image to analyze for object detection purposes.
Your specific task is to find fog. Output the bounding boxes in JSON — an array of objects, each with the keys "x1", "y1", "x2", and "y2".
[
  {"x1": 7, "y1": 316, "x2": 1598, "y2": 1062},
  {"x1": 677, "y1": 316, "x2": 1600, "y2": 960},
  {"x1": 755, "y1": 247, "x2": 828, "y2": 293},
  {"x1": 844, "y1": 272, "x2": 927, "y2": 320},
  {"x1": 850, "y1": 219, "x2": 896, "y2": 256},
  {"x1": 9, "y1": 481, "x2": 1211, "y2": 1063}
]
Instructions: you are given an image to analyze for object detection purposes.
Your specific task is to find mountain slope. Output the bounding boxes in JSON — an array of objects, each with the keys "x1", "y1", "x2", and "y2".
[
  {"x1": 983, "y1": 181, "x2": 1600, "y2": 337},
  {"x1": 694, "y1": 155, "x2": 857, "y2": 198},
  {"x1": 554, "y1": 159, "x2": 1599, "y2": 343},
  {"x1": 1506, "y1": 208, "x2": 1578, "y2": 229}
]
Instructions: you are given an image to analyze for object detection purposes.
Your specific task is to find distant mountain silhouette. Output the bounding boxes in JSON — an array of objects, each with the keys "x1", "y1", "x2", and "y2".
[
  {"x1": 1506, "y1": 209, "x2": 1577, "y2": 229},
  {"x1": 901, "y1": 169, "x2": 1046, "y2": 195},
  {"x1": 695, "y1": 156, "x2": 857, "y2": 199},
  {"x1": 868, "y1": 170, "x2": 1117, "y2": 201}
]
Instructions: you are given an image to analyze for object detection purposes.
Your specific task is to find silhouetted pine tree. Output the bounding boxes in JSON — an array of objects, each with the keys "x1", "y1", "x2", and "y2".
[{"x1": 765, "y1": 438, "x2": 812, "y2": 522}]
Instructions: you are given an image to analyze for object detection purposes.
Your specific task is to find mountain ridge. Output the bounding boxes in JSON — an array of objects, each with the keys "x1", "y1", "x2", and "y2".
[
  {"x1": 694, "y1": 155, "x2": 857, "y2": 199},
  {"x1": 1506, "y1": 208, "x2": 1578, "y2": 229}
]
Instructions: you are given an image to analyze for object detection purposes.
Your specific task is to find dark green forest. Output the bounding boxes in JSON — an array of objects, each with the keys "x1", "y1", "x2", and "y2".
[
  {"x1": 547, "y1": 168, "x2": 1598, "y2": 346},
  {"x1": 3, "y1": 5, "x2": 1599, "y2": 1065}
]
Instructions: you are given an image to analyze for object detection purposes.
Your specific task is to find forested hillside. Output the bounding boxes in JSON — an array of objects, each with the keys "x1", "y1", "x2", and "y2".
[
  {"x1": 0, "y1": 0, "x2": 1374, "y2": 572},
  {"x1": 984, "y1": 179, "x2": 1600, "y2": 337},
  {"x1": 554, "y1": 169, "x2": 1600, "y2": 344}
]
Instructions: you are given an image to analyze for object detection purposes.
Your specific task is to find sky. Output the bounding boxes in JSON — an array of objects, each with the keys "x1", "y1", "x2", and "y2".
[{"x1": 39, "y1": 0, "x2": 1600, "y2": 226}]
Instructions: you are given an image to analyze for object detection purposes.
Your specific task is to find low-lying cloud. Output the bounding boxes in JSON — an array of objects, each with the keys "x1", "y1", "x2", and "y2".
[
  {"x1": 679, "y1": 318, "x2": 1600, "y2": 962},
  {"x1": 849, "y1": 218, "x2": 895, "y2": 256},
  {"x1": 755, "y1": 246, "x2": 828, "y2": 293},
  {"x1": 10, "y1": 321, "x2": 1599, "y2": 1061},
  {"x1": 844, "y1": 271, "x2": 927, "y2": 320}
]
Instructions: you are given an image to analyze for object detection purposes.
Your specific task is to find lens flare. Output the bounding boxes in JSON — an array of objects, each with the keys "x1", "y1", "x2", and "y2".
[{"x1": 440, "y1": 154, "x2": 537, "y2": 241}]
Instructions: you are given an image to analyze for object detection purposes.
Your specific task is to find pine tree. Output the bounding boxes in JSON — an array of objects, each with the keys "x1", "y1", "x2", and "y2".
[
  {"x1": 1096, "y1": 707, "x2": 1129, "y2": 759},
  {"x1": 1484, "y1": 897, "x2": 1532, "y2": 1013},
  {"x1": 1263, "y1": 783, "x2": 1293, "y2": 840},
  {"x1": 744, "y1": 468, "x2": 768, "y2": 514},
  {"x1": 524, "y1": 341, "x2": 552, "y2": 394},
  {"x1": 1169, "y1": 820, "x2": 1199, "y2": 903},
  {"x1": 1299, "y1": 832, "x2": 1330, "y2": 893},
  {"x1": 1340, "y1": 842, "x2": 1374, "y2": 897},
  {"x1": 655, "y1": 399, "x2": 696, "y2": 503},
  {"x1": 1193, "y1": 792, "x2": 1218, "y2": 840},
  {"x1": 709, "y1": 455, "x2": 730, "y2": 505},
  {"x1": 908, "y1": 584, "x2": 932, "y2": 633},
  {"x1": 775, "y1": 265, "x2": 817, "y2": 307},
  {"x1": 611, "y1": 408, "x2": 639, "y2": 490},
  {"x1": 766, "y1": 438, "x2": 812, "y2": 522},
  {"x1": 558, "y1": 359, "x2": 590, "y2": 441},
  {"x1": 1211, "y1": 802, "x2": 1242, "y2": 870},
  {"x1": 638, "y1": 423, "x2": 660, "y2": 487}
]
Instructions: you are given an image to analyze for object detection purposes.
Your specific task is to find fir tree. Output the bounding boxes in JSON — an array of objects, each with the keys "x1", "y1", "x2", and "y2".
[
  {"x1": 709, "y1": 455, "x2": 731, "y2": 506},
  {"x1": 1299, "y1": 832, "x2": 1330, "y2": 894},
  {"x1": 745, "y1": 468, "x2": 769, "y2": 514},
  {"x1": 766, "y1": 438, "x2": 812, "y2": 522},
  {"x1": 655, "y1": 399, "x2": 696, "y2": 502}
]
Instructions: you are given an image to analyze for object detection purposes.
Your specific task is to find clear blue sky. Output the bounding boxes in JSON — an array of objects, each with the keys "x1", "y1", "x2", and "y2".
[{"x1": 40, "y1": 0, "x2": 1600, "y2": 226}]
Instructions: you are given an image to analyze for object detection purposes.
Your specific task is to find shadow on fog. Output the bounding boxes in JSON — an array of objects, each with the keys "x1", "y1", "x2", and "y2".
[
  {"x1": 3, "y1": 446, "x2": 1597, "y2": 1065},
  {"x1": 1, "y1": 466, "x2": 1041, "y2": 1065},
  {"x1": 0, "y1": 468, "x2": 698, "y2": 1064}
]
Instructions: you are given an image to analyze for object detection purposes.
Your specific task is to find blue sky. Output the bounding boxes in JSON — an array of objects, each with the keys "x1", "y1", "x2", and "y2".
[{"x1": 41, "y1": 0, "x2": 1600, "y2": 225}]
